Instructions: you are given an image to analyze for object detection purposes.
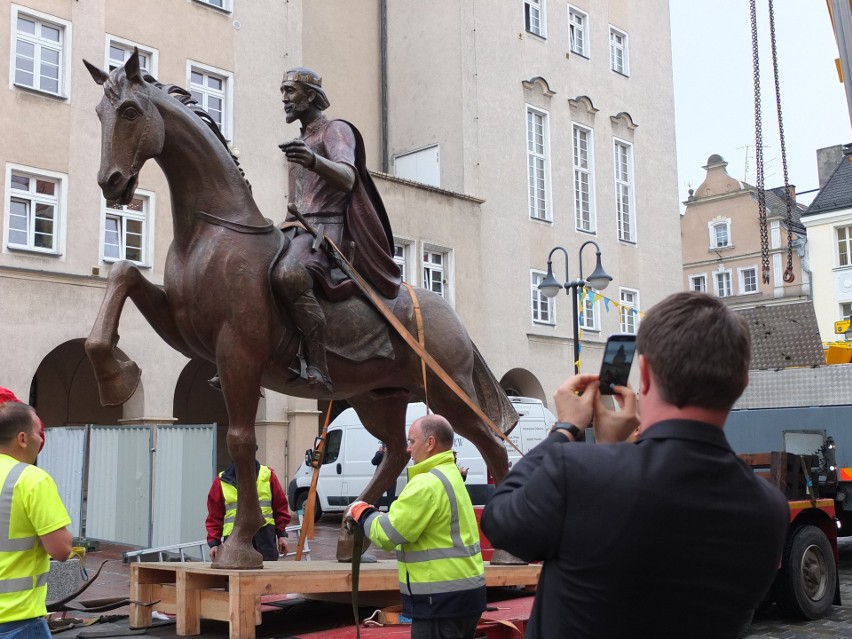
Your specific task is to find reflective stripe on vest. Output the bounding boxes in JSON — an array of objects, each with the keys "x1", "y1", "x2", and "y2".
[
  {"x1": 0, "y1": 462, "x2": 44, "y2": 595},
  {"x1": 221, "y1": 466, "x2": 274, "y2": 537},
  {"x1": 0, "y1": 463, "x2": 36, "y2": 551},
  {"x1": 0, "y1": 571, "x2": 48, "y2": 594}
]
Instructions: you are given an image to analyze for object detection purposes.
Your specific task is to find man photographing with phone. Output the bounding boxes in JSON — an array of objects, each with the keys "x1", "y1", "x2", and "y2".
[{"x1": 482, "y1": 292, "x2": 789, "y2": 639}]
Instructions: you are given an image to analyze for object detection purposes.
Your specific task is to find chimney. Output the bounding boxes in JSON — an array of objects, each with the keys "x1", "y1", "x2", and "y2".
[{"x1": 816, "y1": 145, "x2": 845, "y2": 188}]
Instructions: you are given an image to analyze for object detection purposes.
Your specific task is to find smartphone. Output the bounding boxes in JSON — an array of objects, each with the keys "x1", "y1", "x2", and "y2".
[{"x1": 599, "y1": 334, "x2": 637, "y2": 395}]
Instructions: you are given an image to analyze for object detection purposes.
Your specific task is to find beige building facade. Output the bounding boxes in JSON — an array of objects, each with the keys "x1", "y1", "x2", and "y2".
[
  {"x1": 681, "y1": 154, "x2": 809, "y2": 307},
  {"x1": 0, "y1": 0, "x2": 681, "y2": 491}
]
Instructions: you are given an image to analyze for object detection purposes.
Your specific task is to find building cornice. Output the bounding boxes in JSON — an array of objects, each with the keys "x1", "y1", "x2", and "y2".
[
  {"x1": 0, "y1": 265, "x2": 110, "y2": 289},
  {"x1": 371, "y1": 171, "x2": 485, "y2": 204}
]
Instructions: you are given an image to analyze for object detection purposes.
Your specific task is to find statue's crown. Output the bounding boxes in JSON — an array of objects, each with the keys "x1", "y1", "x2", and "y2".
[{"x1": 285, "y1": 69, "x2": 322, "y2": 87}]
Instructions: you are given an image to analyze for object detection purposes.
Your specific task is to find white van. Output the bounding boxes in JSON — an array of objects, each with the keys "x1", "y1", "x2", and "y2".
[{"x1": 287, "y1": 397, "x2": 554, "y2": 519}]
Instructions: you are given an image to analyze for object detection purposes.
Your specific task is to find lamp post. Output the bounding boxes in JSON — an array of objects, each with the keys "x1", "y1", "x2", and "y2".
[{"x1": 538, "y1": 241, "x2": 612, "y2": 374}]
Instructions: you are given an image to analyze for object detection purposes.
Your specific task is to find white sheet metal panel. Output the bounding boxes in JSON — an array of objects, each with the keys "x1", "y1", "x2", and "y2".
[
  {"x1": 86, "y1": 426, "x2": 152, "y2": 547},
  {"x1": 150, "y1": 424, "x2": 216, "y2": 550},
  {"x1": 39, "y1": 427, "x2": 88, "y2": 538}
]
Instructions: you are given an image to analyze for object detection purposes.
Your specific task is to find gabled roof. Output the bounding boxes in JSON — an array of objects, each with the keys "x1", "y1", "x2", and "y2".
[
  {"x1": 735, "y1": 302, "x2": 824, "y2": 370},
  {"x1": 805, "y1": 152, "x2": 852, "y2": 216}
]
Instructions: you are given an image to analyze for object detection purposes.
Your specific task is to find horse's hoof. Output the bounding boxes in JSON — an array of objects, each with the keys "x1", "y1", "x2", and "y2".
[
  {"x1": 335, "y1": 526, "x2": 372, "y2": 562},
  {"x1": 488, "y1": 548, "x2": 527, "y2": 566},
  {"x1": 97, "y1": 360, "x2": 142, "y2": 407},
  {"x1": 211, "y1": 543, "x2": 263, "y2": 570}
]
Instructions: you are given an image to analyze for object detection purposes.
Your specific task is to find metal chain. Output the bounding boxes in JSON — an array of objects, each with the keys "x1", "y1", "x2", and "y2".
[
  {"x1": 750, "y1": 0, "x2": 770, "y2": 284},
  {"x1": 767, "y1": 0, "x2": 796, "y2": 283}
]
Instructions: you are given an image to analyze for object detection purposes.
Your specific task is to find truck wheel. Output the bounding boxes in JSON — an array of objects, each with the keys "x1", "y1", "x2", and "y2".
[
  {"x1": 295, "y1": 491, "x2": 322, "y2": 523},
  {"x1": 775, "y1": 525, "x2": 836, "y2": 620}
]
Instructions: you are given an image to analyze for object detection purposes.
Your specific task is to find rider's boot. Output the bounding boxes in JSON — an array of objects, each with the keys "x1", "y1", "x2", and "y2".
[{"x1": 290, "y1": 290, "x2": 334, "y2": 393}]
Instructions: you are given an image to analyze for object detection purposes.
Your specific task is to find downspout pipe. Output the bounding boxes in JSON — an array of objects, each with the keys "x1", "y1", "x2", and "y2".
[{"x1": 380, "y1": 0, "x2": 389, "y2": 173}]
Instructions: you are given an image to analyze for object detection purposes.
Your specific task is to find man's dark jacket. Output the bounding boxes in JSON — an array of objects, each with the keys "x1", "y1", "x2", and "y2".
[{"x1": 482, "y1": 421, "x2": 789, "y2": 639}]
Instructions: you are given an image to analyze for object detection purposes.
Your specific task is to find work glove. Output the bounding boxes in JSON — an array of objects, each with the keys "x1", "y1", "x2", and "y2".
[{"x1": 344, "y1": 500, "x2": 373, "y2": 534}]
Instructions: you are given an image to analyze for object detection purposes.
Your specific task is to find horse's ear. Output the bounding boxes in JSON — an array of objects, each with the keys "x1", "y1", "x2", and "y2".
[
  {"x1": 124, "y1": 47, "x2": 143, "y2": 83},
  {"x1": 83, "y1": 59, "x2": 109, "y2": 86}
]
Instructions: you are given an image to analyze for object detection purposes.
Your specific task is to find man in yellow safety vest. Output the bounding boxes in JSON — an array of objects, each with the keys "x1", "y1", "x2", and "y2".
[
  {"x1": 346, "y1": 414, "x2": 486, "y2": 639},
  {"x1": 0, "y1": 401, "x2": 72, "y2": 638},
  {"x1": 206, "y1": 459, "x2": 291, "y2": 561}
]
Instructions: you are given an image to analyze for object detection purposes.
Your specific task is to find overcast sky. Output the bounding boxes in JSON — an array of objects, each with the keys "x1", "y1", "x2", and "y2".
[{"x1": 670, "y1": 0, "x2": 852, "y2": 206}]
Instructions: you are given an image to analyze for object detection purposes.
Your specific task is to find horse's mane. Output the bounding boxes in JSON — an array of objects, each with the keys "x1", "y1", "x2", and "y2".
[{"x1": 143, "y1": 74, "x2": 252, "y2": 192}]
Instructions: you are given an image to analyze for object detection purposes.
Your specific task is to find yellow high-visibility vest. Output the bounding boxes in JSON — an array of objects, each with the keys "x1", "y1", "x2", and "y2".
[
  {"x1": 0, "y1": 455, "x2": 70, "y2": 622},
  {"x1": 220, "y1": 465, "x2": 274, "y2": 537}
]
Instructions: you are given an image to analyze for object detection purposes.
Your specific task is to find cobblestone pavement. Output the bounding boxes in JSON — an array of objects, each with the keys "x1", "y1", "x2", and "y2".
[{"x1": 745, "y1": 536, "x2": 852, "y2": 638}]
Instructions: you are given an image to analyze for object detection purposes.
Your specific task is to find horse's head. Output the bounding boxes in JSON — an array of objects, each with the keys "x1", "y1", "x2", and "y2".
[{"x1": 83, "y1": 49, "x2": 164, "y2": 205}]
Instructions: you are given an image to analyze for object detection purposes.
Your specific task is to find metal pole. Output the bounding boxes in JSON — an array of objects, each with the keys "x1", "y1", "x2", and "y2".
[{"x1": 570, "y1": 281, "x2": 580, "y2": 374}]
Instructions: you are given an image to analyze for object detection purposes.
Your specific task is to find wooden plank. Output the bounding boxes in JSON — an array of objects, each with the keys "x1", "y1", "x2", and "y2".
[
  {"x1": 229, "y1": 574, "x2": 260, "y2": 639},
  {"x1": 129, "y1": 581, "x2": 153, "y2": 629},
  {"x1": 177, "y1": 571, "x2": 225, "y2": 636},
  {"x1": 199, "y1": 589, "x2": 231, "y2": 622}
]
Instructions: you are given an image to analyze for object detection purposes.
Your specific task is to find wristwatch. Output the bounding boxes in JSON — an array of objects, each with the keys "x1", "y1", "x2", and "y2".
[{"x1": 552, "y1": 422, "x2": 585, "y2": 442}]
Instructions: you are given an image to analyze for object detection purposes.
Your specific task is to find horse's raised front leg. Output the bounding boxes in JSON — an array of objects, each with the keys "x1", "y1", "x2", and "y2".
[
  {"x1": 335, "y1": 394, "x2": 411, "y2": 562},
  {"x1": 85, "y1": 261, "x2": 188, "y2": 407},
  {"x1": 210, "y1": 347, "x2": 266, "y2": 570}
]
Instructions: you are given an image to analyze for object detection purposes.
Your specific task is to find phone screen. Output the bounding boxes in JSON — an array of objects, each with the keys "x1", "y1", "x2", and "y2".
[{"x1": 599, "y1": 335, "x2": 637, "y2": 395}]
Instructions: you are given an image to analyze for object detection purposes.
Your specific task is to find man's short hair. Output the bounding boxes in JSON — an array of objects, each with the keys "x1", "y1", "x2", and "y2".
[
  {"x1": 418, "y1": 415, "x2": 454, "y2": 448},
  {"x1": 0, "y1": 401, "x2": 37, "y2": 445},
  {"x1": 637, "y1": 292, "x2": 750, "y2": 411}
]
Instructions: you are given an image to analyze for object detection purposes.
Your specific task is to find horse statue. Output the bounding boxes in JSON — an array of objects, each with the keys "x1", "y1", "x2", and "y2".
[{"x1": 82, "y1": 51, "x2": 517, "y2": 569}]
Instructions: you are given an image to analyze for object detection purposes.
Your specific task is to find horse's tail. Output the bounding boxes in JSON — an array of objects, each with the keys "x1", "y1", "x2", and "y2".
[{"x1": 471, "y1": 342, "x2": 519, "y2": 435}]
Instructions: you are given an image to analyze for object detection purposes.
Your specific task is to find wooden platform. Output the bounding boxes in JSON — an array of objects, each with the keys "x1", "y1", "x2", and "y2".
[{"x1": 130, "y1": 560, "x2": 541, "y2": 639}]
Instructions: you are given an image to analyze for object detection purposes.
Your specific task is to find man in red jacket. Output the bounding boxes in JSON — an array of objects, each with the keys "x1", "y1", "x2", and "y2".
[
  {"x1": 0, "y1": 387, "x2": 44, "y2": 453},
  {"x1": 206, "y1": 460, "x2": 291, "y2": 561}
]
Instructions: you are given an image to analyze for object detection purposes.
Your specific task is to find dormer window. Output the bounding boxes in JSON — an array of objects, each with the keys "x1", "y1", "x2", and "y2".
[{"x1": 709, "y1": 220, "x2": 732, "y2": 249}]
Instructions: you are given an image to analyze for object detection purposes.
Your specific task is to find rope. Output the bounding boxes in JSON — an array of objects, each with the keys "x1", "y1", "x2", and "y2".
[{"x1": 404, "y1": 283, "x2": 430, "y2": 411}]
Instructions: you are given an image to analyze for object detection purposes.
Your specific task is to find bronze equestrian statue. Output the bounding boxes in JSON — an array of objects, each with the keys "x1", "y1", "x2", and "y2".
[{"x1": 83, "y1": 51, "x2": 517, "y2": 569}]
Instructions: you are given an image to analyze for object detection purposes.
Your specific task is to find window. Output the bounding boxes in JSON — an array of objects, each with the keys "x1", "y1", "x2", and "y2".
[
  {"x1": 188, "y1": 62, "x2": 233, "y2": 140},
  {"x1": 568, "y1": 6, "x2": 588, "y2": 57},
  {"x1": 5, "y1": 166, "x2": 65, "y2": 253},
  {"x1": 524, "y1": 0, "x2": 545, "y2": 37},
  {"x1": 572, "y1": 125, "x2": 595, "y2": 232},
  {"x1": 714, "y1": 270, "x2": 732, "y2": 298},
  {"x1": 13, "y1": 8, "x2": 69, "y2": 96},
  {"x1": 195, "y1": 0, "x2": 232, "y2": 10},
  {"x1": 619, "y1": 288, "x2": 639, "y2": 334},
  {"x1": 689, "y1": 274, "x2": 707, "y2": 293},
  {"x1": 394, "y1": 146, "x2": 440, "y2": 187},
  {"x1": 738, "y1": 267, "x2": 758, "y2": 294},
  {"x1": 614, "y1": 141, "x2": 635, "y2": 242},
  {"x1": 837, "y1": 225, "x2": 852, "y2": 267},
  {"x1": 107, "y1": 37, "x2": 156, "y2": 76},
  {"x1": 393, "y1": 241, "x2": 411, "y2": 283},
  {"x1": 531, "y1": 271, "x2": 555, "y2": 325},
  {"x1": 579, "y1": 291, "x2": 599, "y2": 331},
  {"x1": 710, "y1": 220, "x2": 731, "y2": 249},
  {"x1": 423, "y1": 248, "x2": 450, "y2": 299},
  {"x1": 610, "y1": 27, "x2": 629, "y2": 75},
  {"x1": 841, "y1": 302, "x2": 852, "y2": 322},
  {"x1": 527, "y1": 107, "x2": 550, "y2": 221},
  {"x1": 103, "y1": 191, "x2": 153, "y2": 265}
]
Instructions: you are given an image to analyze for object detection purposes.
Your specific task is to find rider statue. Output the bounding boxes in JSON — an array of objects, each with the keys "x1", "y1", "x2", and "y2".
[{"x1": 275, "y1": 67, "x2": 401, "y2": 392}]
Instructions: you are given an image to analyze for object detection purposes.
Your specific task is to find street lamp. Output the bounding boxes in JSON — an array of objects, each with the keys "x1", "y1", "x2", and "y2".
[{"x1": 539, "y1": 241, "x2": 612, "y2": 374}]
